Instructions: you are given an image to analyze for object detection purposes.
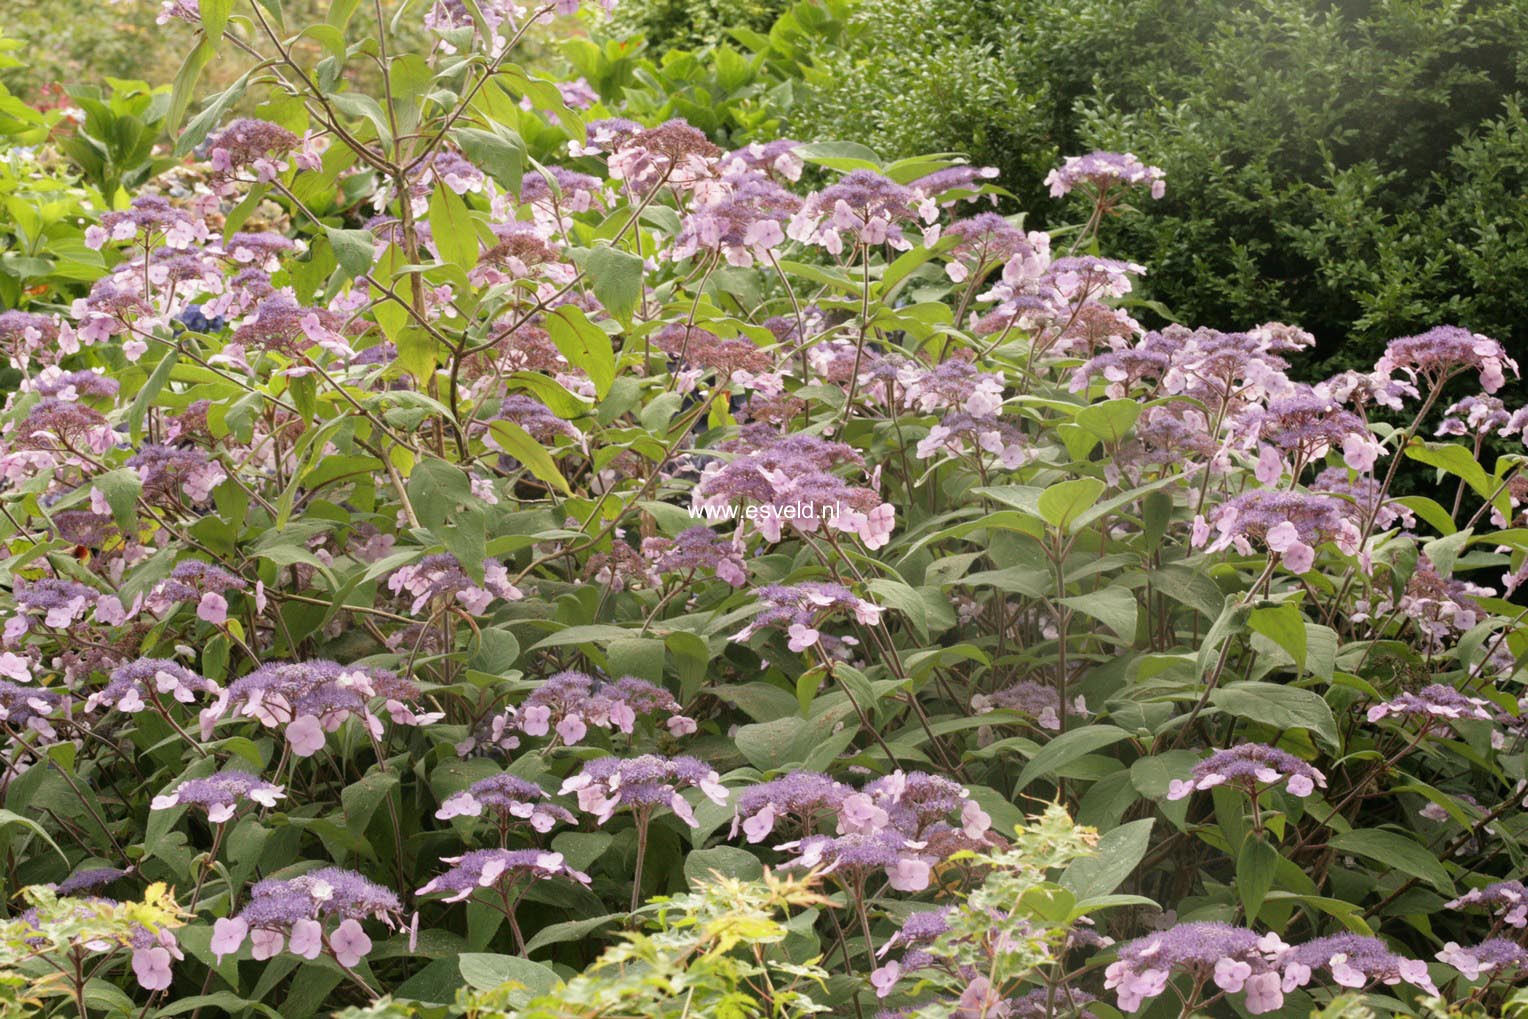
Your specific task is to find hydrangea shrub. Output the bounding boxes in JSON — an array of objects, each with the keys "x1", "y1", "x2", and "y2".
[{"x1": 0, "y1": 2, "x2": 1525, "y2": 1018}]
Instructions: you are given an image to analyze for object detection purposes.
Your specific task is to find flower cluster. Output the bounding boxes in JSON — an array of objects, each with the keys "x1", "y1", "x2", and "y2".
[
  {"x1": 1104, "y1": 923, "x2": 1284, "y2": 1013},
  {"x1": 1193, "y1": 490, "x2": 1361, "y2": 573},
  {"x1": 386, "y1": 554, "x2": 524, "y2": 615},
  {"x1": 204, "y1": 661, "x2": 435, "y2": 755},
  {"x1": 417, "y1": 849, "x2": 590, "y2": 903},
  {"x1": 1445, "y1": 880, "x2": 1528, "y2": 928},
  {"x1": 474, "y1": 670, "x2": 699, "y2": 748},
  {"x1": 85, "y1": 659, "x2": 219, "y2": 714},
  {"x1": 150, "y1": 770, "x2": 286, "y2": 823},
  {"x1": 1045, "y1": 151, "x2": 1166, "y2": 201},
  {"x1": 560, "y1": 754, "x2": 729, "y2": 826},
  {"x1": 731, "y1": 581, "x2": 884, "y2": 657},
  {"x1": 1166, "y1": 744, "x2": 1327, "y2": 800},
  {"x1": 434, "y1": 772, "x2": 576, "y2": 834},
  {"x1": 1366, "y1": 684, "x2": 1497, "y2": 728},
  {"x1": 692, "y1": 430, "x2": 896, "y2": 549},
  {"x1": 757, "y1": 770, "x2": 992, "y2": 893},
  {"x1": 641, "y1": 527, "x2": 748, "y2": 586},
  {"x1": 210, "y1": 868, "x2": 401, "y2": 966},
  {"x1": 1377, "y1": 325, "x2": 1518, "y2": 393}
]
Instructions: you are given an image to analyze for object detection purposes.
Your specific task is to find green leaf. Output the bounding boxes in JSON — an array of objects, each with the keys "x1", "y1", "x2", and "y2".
[
  {"x1": 1061, "y1": 587, "x2": 1137, "y2": 641},
  {"x1": 1423, "y1": 528, "x2": 1472, "y2": 577},
  {"x1": 1263, "y1": 892, "x2": 1373, "y2": 935},
  {"x1": 795, "y1": 140, "x2": 882, "y2": 171},
  {"x1": 167, "y1": 40, "x2": 216, "y2": 137},
  {"x1": 522, "y1": 914, "x2": 624, "y2": 956},
  {"x1": 1037, "y1": 478, "x2": 1106, "y2": 531},
  {"x1": 1329, "y1": 829, "x2": 1454, "y2": 893},
  {"x1": 584, "y1": 245, "x2": 645, "y2": 326},
  {"x1": 428, "y1": 184, "x2": 478, "y2": 274},
  {"x1": 507, "y1": 372, "x2": 592, "y2": 418},
  {"x1": 487, "y1": 420, "x2": 571, "y2": 495},
  {"x1": 0, "y1": 808, "x2": 67, "y2": 863},
  {"x1": 734, "y1": 706, "x2": 857, "y2": 772},
  {"x1": 90, "y1": 468, "x2": 142, "y2": 533},
  {"x1": 408, "y1": 457, "x2": 473, "y2": 529},
  {"x1": 1194, "y1": 596, "x2": 1244, "y2": 680},
  {"x1": 1247, "y1": 603, "x2": 1307, "y2": 674},
  {"x1": 458, "y1": 953, "x2": 559, "y2": 994},
  {"x1": 1062, "y1": 818, "x2": 1152, "y2": 898},
  {"x1": 1209, "y1": 682, "x2": 1338, "y2": 751},
  {"x1": 176, "y1": 72, "x2": 251, "y2": 155},
  {"x1": 1074, "y1": 399, "x2": 1141, "y2": 444},
  {"x1": 685, "y1": 846, "x2": 764, "y2": 888},
  {"x1": 456, "y1": 127, "x2": 526, "y2": 195},
  {"x1": 1013, "y1": 725, "x2": 1134, "y2": 792},
  {"x1": 528, "y1": 624, "x2": 639, "y2": 650},
  {"x1": 865, "y1": 577, "x2": 933, "y2": 642},
  {"x1": 1237, "y1": 835, "x2": 1279, "y2": 922},
  {"x1": 326, "y1": 227, "x2": 375, "y2": 281},
  {"x1": 1405, "y1": 440, "x2": 1500, "y2": 513},
  {"x1": 129, "y1": 350, "x2": 180, "y2": 442},
  {"x1": 545, "y1": 306, "x2": 615, "y2": 399},
  {"x1": 328, "y1": 91, "x2": 394, "y2": 148},
  {"x1": 395, "y1": 325, "x2": 439, "y2": 383},
  {"x1": 340, "y1": 771, "x2": 399, "y2": 836},
  {"x1": 149, "y1": 993, "x2": 281, "y2": 1019}
]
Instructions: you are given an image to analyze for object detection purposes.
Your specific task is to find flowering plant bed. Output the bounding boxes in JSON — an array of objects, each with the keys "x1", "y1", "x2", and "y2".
[{"x1": 0, "y1": 2, "x2": 1524, "y2": 1018}]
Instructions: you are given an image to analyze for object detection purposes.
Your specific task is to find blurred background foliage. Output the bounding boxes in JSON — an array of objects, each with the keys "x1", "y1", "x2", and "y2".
[{"x1": 2, "y1": 0, "x2": 1526, "y2": 378}]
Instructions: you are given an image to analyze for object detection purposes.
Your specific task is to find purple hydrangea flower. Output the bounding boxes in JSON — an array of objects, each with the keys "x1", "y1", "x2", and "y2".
[
  {"x1": 151, "y1": 770, "x2": 285, "y2": 823},
  {"x1": 778, "y1": 830, "x2": 936, "y2": 893},
  {"x1": 1437, "y1": 938, "x2": 1528, "y2": 981},
  {"x1": 1444, "y1": 880, "x2": 1527, "y2": 927},
  {"x1": 1104, "y1": 923, "x2": 1282, "y2": 1013},
  {"x1": 85, "y1": 195, "x2": 208, "y2": 250},
  {"x1": 787, "y1": 169, "x2": 924, "y2": 253},
  {"x1": 208, "y1": 119, "x2": 299, "y2": 182},
  {"x1": 12, "y1": 577, "x2": 100, "y2": 629},
  {"x1": 1377, "y1": 325, "x2": 1517, "y2": 394},
  {"x1": 127, "y1": 444, "x2": 227, "y2": 504},
  {"x1": 506, "y1": 670, "x2": 694, "y2": 746},
  {"x1": 730, "y1": 581, "x2": 884, "y2": 657},
  {"x1": 53, "y1": 867, "x2": 129, "y2": 895},
  {"x1": 720, "y1": 140, "x2": 804, "y2": 182},
  {"x1": 974, "y1": 681, "x2": 1089, "y2": 731},
  {"x1": 0, "y1": 310, "x2": 61, "y2": 357},
  {"x1": 939, "y1": 213, "x2": 1049, "y2": 284},
  {"x1": 434, "y1": 773, "x2": 575, "y2": 834},
  {"x1": 230, "y1": 293, "x2": 348, "y2": 357},
  {"x1": 608, "y1": 119, "x2": 721, "y2": 191},
  {"x1": 670, "y1": 171, "x2": 802, "y2": 268},
  {"x1": 86, "y1": 658, "x2": 219, "y2": 714},
  {"x1": 212, "y1": 867, "x2": 401, "y2": 966},
  {"x1": 386, "y1": 554, "x2": 523, "y2": 616},
  {"x1": 692, "y1": 428, "x2": 896, "y2": 549},
  {"x1": 31, "y1": 369, "x2": 119, "y2": 402},
  {"x1": 416, "y1": 848, "x2": 590, "y2": 903},
  {"x1": 732, "y1": 771, "x2": 852, "y2": 843},
  {"x1": 205, "y1": 660, "x2": 433, "y2": 754},
  {"x1": 1166, "y1": 744, "x2": 1327, "y2": 800},
  {"x1": 1366, "y1": 684, "x2": 1496, "y2": 727},
  {"x1": 1045, "y1": 151, "x2": 1165, "y2": 201},
  {"x1": 1193, "y1": 490, "x2": 1361, "y2": 574},
  {"x1": 642, "y1": 527, "x2": 748, "y2": 587},
  {"x1": 1280, "y1": 933, "x2": 1437, "y2": 996},
  {"x1": 560, "y1": 753, "x2": 729, "y2": 826}
]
